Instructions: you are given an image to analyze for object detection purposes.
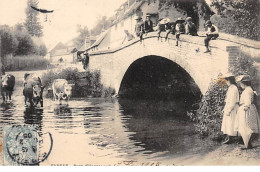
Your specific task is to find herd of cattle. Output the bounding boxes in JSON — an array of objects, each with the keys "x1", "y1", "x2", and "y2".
[{"x1": 1, "y1": 73, "x2": 73, "y2": 107}]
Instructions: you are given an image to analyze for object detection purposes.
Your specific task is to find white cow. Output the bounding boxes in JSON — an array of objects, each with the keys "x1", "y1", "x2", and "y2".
[{"x1": 52, "y1": 79, "x2": 73, "y2": 104}]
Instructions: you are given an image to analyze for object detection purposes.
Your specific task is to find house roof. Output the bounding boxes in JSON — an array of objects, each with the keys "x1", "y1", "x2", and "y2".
[
  {"x1": 112, "y1": 1, "x2": 145, "y2": 25},
  {"x1": 87, "y1": 29, "x2": 110, "y2": 50},
  {"x1": 50, "y1": 47, "x2": 76, "y2": 57},
  {"x1": 49, "y1": 42, "x2": 67, "y2": 53}
]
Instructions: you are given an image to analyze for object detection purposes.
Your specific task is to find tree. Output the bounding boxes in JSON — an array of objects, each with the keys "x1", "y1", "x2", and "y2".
[
  {"x1": 0, "y1": 25, "x2": 18, "y2": 57},
  {"x1": 24, "y1": 0, "x2": 43, "y2": 37},
  {"x1": 73, "y1": 25, "x2": 89, "y2": 49},
  {"x1": 158, "y1": 0, "x2": 214, "y2": 28},
  {"x1": 13, "y1": 24, "x2": 35, "y2": 55},
  {"x1": 210, "y1": 0, "x2": 260, "y2": 40},
  {"x1": 38, "y1": 44, "x2": 47, "y2": 56},
  {"x1": 90, "y1": 16, "x2": 112, "y2": 36}
]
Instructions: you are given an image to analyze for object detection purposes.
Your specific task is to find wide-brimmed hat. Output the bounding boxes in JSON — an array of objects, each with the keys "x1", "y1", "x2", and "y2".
[
  {"x1": 186, "y1": 17, "x2": 192, "y2": 21},
  {"x1": 176, "y1": 17, "x2": 185, "y2": 23},
  {"x1": 134, "y1": 16, "x2": 142, "y2": 20},
  {"x1": 146, "y1": 14, "x2": 151, "y2": 17},
  {"x1": 159, "y1": 18, "x2": 170, "y2": 24},
  {"x1": 236, "y1": 75, "x2": 251, "y2": 82},
  {"x1": 205, "y1": 20, "x2": 212, "y2": 26},
  {"x1": 223, "y1": 72, "x2": 235, "y2": 79}
]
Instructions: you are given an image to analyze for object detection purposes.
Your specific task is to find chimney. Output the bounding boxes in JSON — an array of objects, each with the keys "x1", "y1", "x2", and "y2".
[{"x1": 85, "y1": 36, "x2": 91, "y2": 49}]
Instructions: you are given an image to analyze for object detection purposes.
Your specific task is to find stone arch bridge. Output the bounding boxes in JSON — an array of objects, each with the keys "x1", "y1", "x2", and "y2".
[{"x1": 88, "y1": 32, "x2": 259, "y2": 96}]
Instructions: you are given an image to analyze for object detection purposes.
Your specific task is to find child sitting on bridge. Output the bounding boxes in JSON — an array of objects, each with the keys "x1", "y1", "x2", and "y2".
[
  {"x1": 135, "y1": 16, "x2": 144, "y2": 43},
  {"x1": 175, "y1": 18, "x2": 185, "y2": 46},
  {"x1": 204, "y1": 20, "x2": 219, "y2": 53}
]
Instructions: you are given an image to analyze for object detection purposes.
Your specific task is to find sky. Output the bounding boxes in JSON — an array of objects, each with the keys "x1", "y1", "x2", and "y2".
[{"x1": 0, "y1": 0, "x2": 126, "y2": 50}]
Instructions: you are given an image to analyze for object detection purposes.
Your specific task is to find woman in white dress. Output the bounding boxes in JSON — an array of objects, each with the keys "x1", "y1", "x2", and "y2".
[
  {"x1": 236, "y1": 75, "x2": 260, "y2": 149},
  {"x1": 221, "y1": 73, "x2": 239, "y2": 144}
]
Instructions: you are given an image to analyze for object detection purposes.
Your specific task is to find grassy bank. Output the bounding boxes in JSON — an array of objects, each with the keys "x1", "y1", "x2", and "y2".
[
  {"x1": 5, "y1": 55, "x2": 50, "y2": 71},
  {"x1": 41, "y1": 68, "x2": 115, "y2": 98}
]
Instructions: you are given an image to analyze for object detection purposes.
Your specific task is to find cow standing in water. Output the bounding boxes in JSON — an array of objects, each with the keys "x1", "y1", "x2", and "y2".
[
  {"x1": 1, "y1": 74, "x2": 15, "y2": 103},
  {"x1": 52, "y1": 79, "x2": 72, "y2": 104},
  {"x1": 23, "y1": 73, "x2": 44, "y2": 107}
]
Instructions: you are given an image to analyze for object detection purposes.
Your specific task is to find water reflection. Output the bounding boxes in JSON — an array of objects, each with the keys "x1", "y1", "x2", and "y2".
[
  {"x1": 0, "y1": 76, "x2": 220, "y2": 164},
  {"x1": 118, "y1": 99, "x2": 217, "y2": 157},
  {"x1": 54, "y1": 104, "x2": 72, "y2": 115}
]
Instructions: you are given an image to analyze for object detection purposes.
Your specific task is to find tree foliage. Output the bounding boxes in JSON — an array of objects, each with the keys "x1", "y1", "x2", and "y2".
[
  {"x1": 90, "y1": 16, "x2": 111, "y2": 36},
  {"x1": 24, "y1": 0, "x2": 43, "y2": 37},
  {"x1": 158, "y1": 0, "x2": 214, "y2": 27},
  {"x1": 14, "y1": 24, "x2": 35, "y2": 56},
  {"x1": 73, "y1": 25, "x2": 89, "y2": 49},
  {"x1": 210, "y1": 0, "x2": 260, "y2": 40},
  {"x1": 0, "y1": 25, "x2": 18, "y2": 57},
  {"x1": 0, "y1": 24, "x2": 47, "y2": 57}
]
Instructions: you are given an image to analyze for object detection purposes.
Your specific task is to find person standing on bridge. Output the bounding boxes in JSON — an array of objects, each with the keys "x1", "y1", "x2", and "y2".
[
  {"x1": 221, "y1": 73, "x2": 239, "y2": 144},
  {"x1": 135, "y1": 16, "x2": 144, "y2": 43},
  {"x1": 185, "y1": 17, "x2": 198, "y2": 36},
  {"x1": 204, "y1": 20, "x2": 219, "y2": 53}
]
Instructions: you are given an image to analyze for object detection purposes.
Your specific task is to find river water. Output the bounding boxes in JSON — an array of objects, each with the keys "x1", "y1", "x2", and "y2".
[{"x1": 0, "y1": 71, "x2": 220, "y2": 166}]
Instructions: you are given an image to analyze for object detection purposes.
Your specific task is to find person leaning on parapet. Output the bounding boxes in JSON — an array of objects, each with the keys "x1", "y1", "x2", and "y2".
[
  {"x1": 185, "y1": 17, "x2": 198, "y2": 36},
  {"x1": 204, "y1": 20, "x2": 219, "y2": 53},
  {"x1": 135, "y1": 16, "x2": 144, "y2": 43},
  {"x1": 143, "y1": 14, "x2": 154, "y2": 34}
]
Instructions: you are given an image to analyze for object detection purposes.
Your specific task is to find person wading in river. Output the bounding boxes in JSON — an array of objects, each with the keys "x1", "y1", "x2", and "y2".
[{"x1": 221, "y1": 73, "x2": 239, "y2": 144}]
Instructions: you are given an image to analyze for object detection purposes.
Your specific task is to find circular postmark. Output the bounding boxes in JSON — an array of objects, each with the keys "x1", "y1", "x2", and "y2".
[{"x1": 4, "y1": 125, "x2": 53, "y2": 165}]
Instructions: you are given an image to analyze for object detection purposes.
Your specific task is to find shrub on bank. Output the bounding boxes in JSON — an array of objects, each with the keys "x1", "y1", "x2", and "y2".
[
  {"x1": 5, "y1": 55, "x2": 50, "y2": 71},
  {"x1": 41, "y1": 68, "x2": 115, "y2": 98},
  {"x1": 188, "y1": 51, "x2": 258, "y2": 140},
  {"x1": 187, "y1": 76, "x2": 228, "y2": 140}
]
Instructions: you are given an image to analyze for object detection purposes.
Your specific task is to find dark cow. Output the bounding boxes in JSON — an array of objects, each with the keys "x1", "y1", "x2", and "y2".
[
  {"x1": 1, "y1": 74, "x2": 15, "y2": 103},
  {"x1": 23, "y1": 73, "x2": 44, "y2": 107}
]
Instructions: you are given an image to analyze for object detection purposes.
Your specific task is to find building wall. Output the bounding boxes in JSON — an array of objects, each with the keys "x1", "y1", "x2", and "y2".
[
  {"x1": 109, "y1": 1, "x2": 187, "y2": 50},
  {"x1": 105, "y1": 1, "x2": 213, "y2": 51}
]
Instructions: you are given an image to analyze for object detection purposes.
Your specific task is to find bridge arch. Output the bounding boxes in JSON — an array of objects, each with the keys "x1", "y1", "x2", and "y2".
[
  {"x1": 89, "y1": 35, "x2": 234, "y2": 96},
  {"x1": 118, "y1": 55, "x2": 202, "y2": 100}
]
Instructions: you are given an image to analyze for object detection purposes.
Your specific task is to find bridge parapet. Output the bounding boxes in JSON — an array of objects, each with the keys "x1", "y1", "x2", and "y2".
[{"x1": 88, "y1": 32, "x2": 259, "y2": 95}]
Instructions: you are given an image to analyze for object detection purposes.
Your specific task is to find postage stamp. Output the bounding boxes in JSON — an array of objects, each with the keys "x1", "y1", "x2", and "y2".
[{"x1": 3, "y1": 125, "x2": 53, "y2": 166}]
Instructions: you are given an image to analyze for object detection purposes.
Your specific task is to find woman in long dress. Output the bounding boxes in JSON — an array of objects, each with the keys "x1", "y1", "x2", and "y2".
[
  {"x1": 236, "y1": 75, "x2": 260, "y2": 149},
  {"x1": 221, "y1": 74, "x2": 239, "y2": 144}
]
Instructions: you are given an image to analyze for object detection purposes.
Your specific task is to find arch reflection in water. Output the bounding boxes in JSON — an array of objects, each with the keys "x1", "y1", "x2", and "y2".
[{"x1": 118, "y1": 99, "x2": 218, "y2": 156}]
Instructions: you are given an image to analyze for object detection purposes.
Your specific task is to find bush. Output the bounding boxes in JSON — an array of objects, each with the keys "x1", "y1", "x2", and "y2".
[
  {"x1": 5, "y1": 55, "x2": 50, "y2": 71},
  {"x1": 210, "y1": 0, "x2": 260, "y2": 40},
  {"x1": 41, "y1": 68, "x2": 115, "y2": 98},
  {"x1": 188, "y1": 76, "x2": 227, "y2": 140},
  {"x1": 188, "y1": 50, "x2": 258, "y2": 140}
]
